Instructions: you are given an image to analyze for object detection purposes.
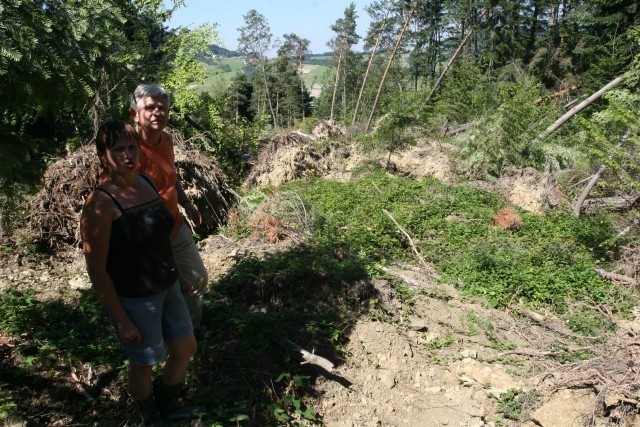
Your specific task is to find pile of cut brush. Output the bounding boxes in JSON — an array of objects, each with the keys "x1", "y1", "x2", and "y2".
[{"x1": 28, "y1": 131, "x2": 234, "y2": 248}]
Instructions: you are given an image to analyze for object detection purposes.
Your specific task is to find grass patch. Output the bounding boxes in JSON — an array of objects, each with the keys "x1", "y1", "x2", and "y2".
[{"x1": 283, "y1": 172, "x2": 626, "y2": 314}]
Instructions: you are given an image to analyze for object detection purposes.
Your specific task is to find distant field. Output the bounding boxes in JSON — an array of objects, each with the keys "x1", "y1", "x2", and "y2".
[
  {"x1": 189, "y1": 57, "x2": 330, "y2": 97},
  {"x1": 189, "y1": 58, "x2": 246, "y2": 93}
]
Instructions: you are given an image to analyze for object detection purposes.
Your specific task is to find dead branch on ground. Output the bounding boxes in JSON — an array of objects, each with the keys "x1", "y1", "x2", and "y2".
[
  {"x1": 382, "y1": 208, "x2": 429, "y2": 268},
  {"x1": 595, "y1": 268, "x2": 638, "y2": 287}
]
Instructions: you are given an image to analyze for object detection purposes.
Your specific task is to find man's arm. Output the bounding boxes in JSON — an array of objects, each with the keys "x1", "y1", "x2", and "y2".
[{"x1": 176, "y1": 180, "x2": 202, "y2": 227}]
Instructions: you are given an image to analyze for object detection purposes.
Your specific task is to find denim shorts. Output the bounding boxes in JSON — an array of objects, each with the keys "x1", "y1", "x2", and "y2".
[{"x1": 116, "y1": 282, "x2": 193, "y2": 365}]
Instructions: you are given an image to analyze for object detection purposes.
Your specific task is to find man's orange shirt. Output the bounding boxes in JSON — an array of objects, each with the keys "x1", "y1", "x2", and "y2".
[{"x1": 138, "y1": 131, "x2": 183, "y2": 236}]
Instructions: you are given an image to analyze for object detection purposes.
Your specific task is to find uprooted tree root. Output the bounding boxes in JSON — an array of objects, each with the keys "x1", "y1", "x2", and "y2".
[
  {"x1": 242, "y1": 130, "x2": 359, "y2": 189},
  {"x1": 504, "y1": 302, "x2": 640, "y2": 425},
  {"x1": 530, "y1": 335, "x2": 640, "y2": 425},
  {"x1": 27, "y1": 131, "x2": 235, "y2": 247}
]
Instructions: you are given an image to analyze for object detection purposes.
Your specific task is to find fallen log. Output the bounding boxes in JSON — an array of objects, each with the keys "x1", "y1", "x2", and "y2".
[
  {"x1": 581, "y1": 194, "x2": 640, "y2": 214},
  {"x1": 445, "y1": 122, "x2": 475, "y2": 137},
  {"x1": 532, "y1": 74, "x2": 625, "y2": 144},
  {"x1": 595, "y1": 268, "x2": 638, "y2": 286}
]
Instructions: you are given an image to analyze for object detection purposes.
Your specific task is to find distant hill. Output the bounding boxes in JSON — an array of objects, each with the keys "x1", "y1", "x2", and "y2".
[
  {"x1": 209, "y1": 44, "x2": 244, "y2": 58},
  {"x1": 303, "y1": 53, "x2": 332, "y2": 66}
]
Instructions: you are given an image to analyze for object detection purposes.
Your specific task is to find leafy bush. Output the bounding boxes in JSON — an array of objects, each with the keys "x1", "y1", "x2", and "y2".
[
  {"x1": 284, "y1": 172, "x2": 621, "y2": 311},
  {"x1": 454, "y1": 75, "x2": 564, "y2": 178}
]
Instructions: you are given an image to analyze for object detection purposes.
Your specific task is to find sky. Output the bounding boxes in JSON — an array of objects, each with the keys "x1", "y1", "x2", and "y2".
[{"x1": 165, "y1": 0, "x2": 373, "y2": 56}]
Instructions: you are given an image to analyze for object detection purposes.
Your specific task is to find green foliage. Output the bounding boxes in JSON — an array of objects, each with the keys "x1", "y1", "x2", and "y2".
[
  {"x1": 454, "y1": 75, "x2": 565, "y2": 178},
  {"x1": 0, "y1": 287, "x2": 121, "y2": 366},
  {"x1": 284, "y1": 172, "x2": 621, "y2": 312},
  {"x1": 375, "y1": 93, "x2": 419, "y2": 165},
  {"x1": 498, "y1": 388, "x2": 527, "y2": 420},
  {"x1": 0, "y1": 0, "x2": 219, "y2": 236},
  {"x1": 0, "y1": 386, "x2": 16, "y2": 420},
  {"x1": 425, "y1": 330, "x2": 454, "y2": 350},
  {"x1": 162, "y1": 24, "x2": 219, "y2": 114},
  {"x1": 572, "y1": 87, "x2": 640, "y2": 195},
  {"x1": 428, "y1": 59, "x2": 497, "y2": 131}
]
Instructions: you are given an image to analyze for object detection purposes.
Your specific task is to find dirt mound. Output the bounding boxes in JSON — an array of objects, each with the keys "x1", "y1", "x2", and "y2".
[
  {"x1": 244, "y1": 133, "x2": 458, "y2": 189},
  {"x1": 496, "y1": 167, "x2": 568, "y2": 213},
  {"x1": 313, "y1": 120, "x2": 346, "y2": 140},
  {"x1": 243, "y1": 131, "x2": 365, "y2": 188},
  {"x1": 389, "y1": 139, "x2": 456, "y2": 183},
  {"x1": 467, "y1": 167, "x2": 568, "y2": 214},
  {"x1": 28, "y1": 144, "x2": 101, "y2": 245},
  {"x1": 28, "y1": 131, "x2": 233, "y2": 246}
]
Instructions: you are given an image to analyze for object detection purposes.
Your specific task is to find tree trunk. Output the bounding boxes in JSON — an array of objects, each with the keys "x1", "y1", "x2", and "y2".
[
  {"x1": 352, "y1": 7, "x2": 390, "y2": 126},
  {"x1": 298, "y1": 49, "x2": 306, "y2": 119},
  {"x1": 532, "y1": 75, "x2": 625, "y2": 144},
  {"x1": 342, "y1": 63, "x2": 347, "y2": 122},
  {"x1": 366, "y1": 0, "x2": 418, "y2": 132},
  {"x1": 426, "y1": 8, "x2": 489, "y2": 102},
  {"x1": 259, "y1": 61, "x2": 278, "y2": 128},
  {"x1": 330, "y1": 50, "x2": 343, "y2": 122},
  {"x1": 581, "y1": 194, "x2": 640, "y2": 214},
  {"x1": 572, "y1": 165, "x2": 606, "y2": 216},
  {"x1": 572, "y1": 129, "x2": 631, "y2": 216}
]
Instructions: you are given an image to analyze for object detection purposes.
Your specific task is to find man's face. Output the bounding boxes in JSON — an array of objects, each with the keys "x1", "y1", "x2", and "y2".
[{"x1": 132, "y1": 96, "x2": 168, "y2": 133}]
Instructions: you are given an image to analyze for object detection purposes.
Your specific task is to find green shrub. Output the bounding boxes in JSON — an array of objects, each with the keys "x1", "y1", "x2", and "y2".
[{"x1": 284, "y1": 172, "x2": 621, "y2": 312}]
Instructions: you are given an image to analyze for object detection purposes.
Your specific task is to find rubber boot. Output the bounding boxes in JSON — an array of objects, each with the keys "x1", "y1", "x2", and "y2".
[
  {"x1": 153, "y1": 376, "x2": 205, "y2": 421},
  {"x1": 134, "y1": 396, "x2": 175, "y2": 427}
]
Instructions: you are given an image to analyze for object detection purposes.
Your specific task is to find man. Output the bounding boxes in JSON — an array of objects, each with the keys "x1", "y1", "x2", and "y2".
[{"x1": 130, "y1": 84, "x2": 208, "y2": 330}]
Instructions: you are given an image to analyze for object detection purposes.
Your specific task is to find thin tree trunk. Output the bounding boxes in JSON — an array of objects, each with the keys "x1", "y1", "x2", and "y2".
[
  {"x1": 342, "y1": 63, "x2": 347, "y2": 123},
  {"x1": 426, "y1": 8, "x2": 489, "y2": 102},
  {"x1": 572, "y1": 165, "x2": 606, "y2": 216},
  {"x1": 330, "y1": 50, "x2": 343, "y2": 122},
  {"x1": 352, "y1": 7, "x2": 390, "y2": 126},
  {"x1": 532, "y1": 75, "x2": 625, "y2": 144},
  {"x1": 366, "y1": 0, "x2": 418, "y2": 132},
  {"x1": 259, "y1": 61, "x2": 278, "y2": 127},
  {"x1": 572, "y1": 129, "x2": 631, "y2": 216},
  {"x1": 298, "y1": 48, "x2": 306, "y2": 119}
]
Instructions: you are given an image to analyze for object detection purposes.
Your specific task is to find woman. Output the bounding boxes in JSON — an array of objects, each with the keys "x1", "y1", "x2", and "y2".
[{"x1": 81, "y1": 122, "x2": 201, "y2": 426}]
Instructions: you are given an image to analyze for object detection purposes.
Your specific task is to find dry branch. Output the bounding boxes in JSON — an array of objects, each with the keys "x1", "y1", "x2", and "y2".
[
  {"x1": 595, "y1": 268, "x2": 639, "y2": 286},
  {"x1": 286, "y1": 339, "x2": 334, "y2": 372},
  {"x1": 445, "y1": 122, "x2": 475, "y2": 137},
  {"x1": 517, "y1": 301, "x2": 600, "y2": 340},
  {"x1": 619, "y1": 219, "x2": 640, "y2": 238},
  {"x1": 382, "y1": 208, "x2": 429, "y2": 268}
]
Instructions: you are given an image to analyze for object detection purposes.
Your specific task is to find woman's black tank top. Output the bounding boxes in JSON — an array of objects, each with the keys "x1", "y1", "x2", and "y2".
[{"x1": 95, "y1": 175, "x2": 178, "y2": 298}]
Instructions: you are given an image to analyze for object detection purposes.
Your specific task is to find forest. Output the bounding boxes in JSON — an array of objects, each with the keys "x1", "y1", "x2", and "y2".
[{"x1": 1, "y1": 0, "x2": 640, "y2": 425}]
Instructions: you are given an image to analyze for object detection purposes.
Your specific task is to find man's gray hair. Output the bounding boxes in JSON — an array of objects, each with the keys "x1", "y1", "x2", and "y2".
[{"x1": 130, "y1": 84, "x2": 171, "y2": 110}]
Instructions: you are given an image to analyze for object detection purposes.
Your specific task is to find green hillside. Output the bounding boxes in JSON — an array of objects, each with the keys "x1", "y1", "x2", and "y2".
[{"x1": 190, "y1": 58, "x2": 330, "y2": 96}]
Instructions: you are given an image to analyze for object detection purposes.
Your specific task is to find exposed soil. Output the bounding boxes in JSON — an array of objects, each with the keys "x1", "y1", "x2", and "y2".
[
  {"x1": 197, "y1": 233, "x2": 640, "y2": 427},
  {"x1": 3, "y1": 130, "x2": 640, "y2": 426}
]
